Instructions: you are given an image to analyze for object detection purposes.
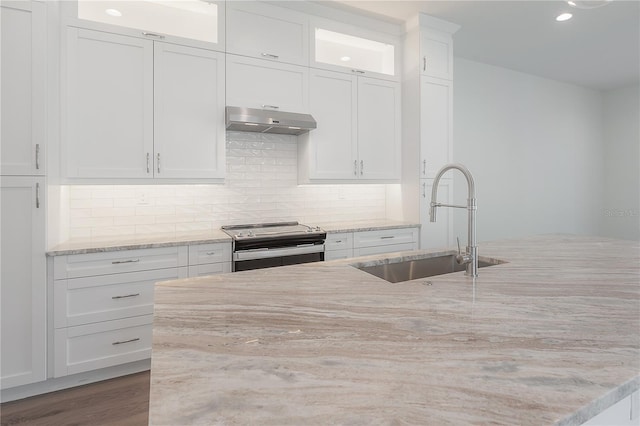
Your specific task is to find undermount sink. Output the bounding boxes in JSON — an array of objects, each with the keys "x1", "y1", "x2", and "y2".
[{"x1": 353, "y1": 253, "x2": 505, "y2": 283}]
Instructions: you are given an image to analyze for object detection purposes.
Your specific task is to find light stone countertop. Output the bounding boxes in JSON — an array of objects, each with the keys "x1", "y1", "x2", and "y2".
[
  {"x1": 149, "y1": 234, "x2": 640, "y2": 425},
  {"x1": 46, "y1": 219, "x2": 420, "y2": 256}
]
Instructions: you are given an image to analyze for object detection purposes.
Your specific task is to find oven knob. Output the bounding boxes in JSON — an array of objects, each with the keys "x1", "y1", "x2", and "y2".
[
  {"x1": 248, "y1": 230, "x2": 254, "y2": 237},
  {"x1": 237, "y1": 232, "x2": 243, "y2": 237}
]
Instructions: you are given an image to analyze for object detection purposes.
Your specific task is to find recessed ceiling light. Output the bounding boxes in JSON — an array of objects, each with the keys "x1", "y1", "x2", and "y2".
[
  {"x1": 556, "y1": 12, "x2": 573, "y2": 21},
  {"x1": 105, "y1": 8, "x2": 122, "y2": 17},
  {"x1": 340, "y1": 56, "x2": 351, "y2": 62}
]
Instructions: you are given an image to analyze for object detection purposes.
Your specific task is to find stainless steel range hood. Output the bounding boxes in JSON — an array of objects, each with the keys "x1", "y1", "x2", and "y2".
[{"x1": 225, "y1": 106, "x2": 317, "y2": 136}]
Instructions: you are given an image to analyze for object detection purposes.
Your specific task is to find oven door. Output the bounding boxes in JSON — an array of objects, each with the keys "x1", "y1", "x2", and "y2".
[{"x1": 233, "y1": 244, "x2": 325, "y2": 272}]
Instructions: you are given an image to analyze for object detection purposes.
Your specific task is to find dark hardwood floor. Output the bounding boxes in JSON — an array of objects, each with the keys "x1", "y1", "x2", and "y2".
[{"x1": 0, "y1": 372, "x2": 150, "y2": 426}]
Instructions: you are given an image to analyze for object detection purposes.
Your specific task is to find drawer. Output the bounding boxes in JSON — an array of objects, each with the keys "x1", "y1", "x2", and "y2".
[
  {"x1": 325, "y1": 232, "x2": 352, "y2": 251},
  {"x1": 188, "y1": 262, "x2": 231, "y2": 277},
  {"x1": 54, "y1": 267, "x2": 188, "y2": 328},
  {"x1": 353, "y1": 242, "x2": 417, "y2": 258},
  {"x1": 53, "y1": 246, "x2": 188, "y2": 279},
  {"x1": 188, "y1": 242, "x2": 231, "y2": 266},
  {"x1": 54, "y1": 315, "x2": 152, "y2": 378},
  {"x1": 353, "y1": 228, "x2": 418, "y2": 249},
  {"x1": 324, "y1": 249, "x2": 352, "y2": 261}
]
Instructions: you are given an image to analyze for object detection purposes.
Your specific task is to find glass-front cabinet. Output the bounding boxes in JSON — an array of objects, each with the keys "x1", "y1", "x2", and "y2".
[
  {"x1": 62, "y1": 0, "x2": 224, "y2": 51},
  {"x1": 311, "y1": 18, "x2": 399, "y2": 81}
]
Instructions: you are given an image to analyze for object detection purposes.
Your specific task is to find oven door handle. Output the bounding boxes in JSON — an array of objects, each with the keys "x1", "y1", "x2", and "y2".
[{"x1": 234, "y1": 244, "x2": 325, "y2": 261}]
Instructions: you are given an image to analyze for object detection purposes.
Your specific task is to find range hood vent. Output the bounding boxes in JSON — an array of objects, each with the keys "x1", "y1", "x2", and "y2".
[{"x1": 225, "y1": 106, "x2": 317, "y2": 136}]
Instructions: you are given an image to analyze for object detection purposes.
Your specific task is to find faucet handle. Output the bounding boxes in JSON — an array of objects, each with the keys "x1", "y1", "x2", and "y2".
[
  {"x1": 456, "y1": 237, "x2": 462, "y2": 255},
  {"x1": 456, "y1": 236, "x2": 470, "y2": 265}
]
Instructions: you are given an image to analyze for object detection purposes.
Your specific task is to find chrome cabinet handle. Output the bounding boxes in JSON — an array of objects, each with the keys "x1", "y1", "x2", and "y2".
[
  {"x1": 381, "y1": 236, "x2": 395, "y2": 239},
  {"x1": 112, "y1": 338, "x2": 140, "y2": 345},
  {"x1": 157, "y1": 153, "x2": 160, "y2": 174},
  {"x1": 334, "y1": 240, "x2": 342, "y2": 243},
  {"x1": 360, "y1": 160, "x2": 364, "y2": 175},
  {"x1": 112, "y1": 259, "x2": 140, "y2": 265},
  {"x1": 206, "y1": 251, "x2": 216, "y2": 256},
  {"x1": 112, "y1": 293, "x2": 140, "y2": 300},
  {"x1": 351, "y1": 69, "x2": 365, "y2": 74},
  {"x1": 261, "y1": 53, "x2": 279, "y2": 59},
  {"x1": 142, "y1": 32, "x2": 165, "y2": 39},
  {"x1": 35, "y1": 144, "x2": 40, "y2": 170},
  {"x1": 423, "y1": 57, "x2": 427, "y2": 71},
  {"x1": 422, "y1": 182, "x2": 426, "y2": 198},
  {"x1": 354, "y1": 160, "x2": 357, "y2": 176},
  {"x1": 146, "y1": 153, "x2": 150, "y2": 173},
  {"x1": 422, "y1": 159, "x2": 426, "y2": 175},
  {"x1": 261, "y1": 104, "x2": 279, "y2": 110},
  {"x1": 35, "y1": 182, "x2": 40, "y2": 208}
]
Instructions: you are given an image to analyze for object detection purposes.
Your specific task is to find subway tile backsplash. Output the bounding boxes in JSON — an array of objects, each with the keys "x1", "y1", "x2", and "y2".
[{"x1": 66, "y1": 132, "x2": 388, "y2": 239}]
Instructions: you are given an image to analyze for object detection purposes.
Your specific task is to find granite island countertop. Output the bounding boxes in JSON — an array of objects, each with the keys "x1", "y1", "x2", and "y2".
[{"x1": 149, "y1": 235, "x2": 639, "y2": 425}]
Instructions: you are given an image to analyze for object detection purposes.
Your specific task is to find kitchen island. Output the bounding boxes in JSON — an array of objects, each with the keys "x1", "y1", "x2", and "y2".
[{"x1": 149, "y1": 235, "x2": 639, "y2": 425}]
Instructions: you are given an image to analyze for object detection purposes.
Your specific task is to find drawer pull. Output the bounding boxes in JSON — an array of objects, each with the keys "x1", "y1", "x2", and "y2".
[
  {"x1": 111, "y1": 293, "x2": 140, "y2": 300},
  {"x1": 206, "y1": 251, "x2": 216, "y2": 256},
  {"x1": 112, "y1": 338, "x2": 140, "y2": 346},
  {"x1": 380, "y1": 236, "x2": 395, "y2": 239},
  {"x1": 111, "y1": 259, "x2": 140, "y2": 265},
  {"x1": 334, "y1": 240, "x2": 342, "y2": 243},
  {"x1": 261, "y1": 52, "x2": 279, "y2": 59}
]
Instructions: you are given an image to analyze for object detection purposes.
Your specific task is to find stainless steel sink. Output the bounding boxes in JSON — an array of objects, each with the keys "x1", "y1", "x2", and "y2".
[{"x1": 353, "y1": 253, "x2": 505, "y2": 283}]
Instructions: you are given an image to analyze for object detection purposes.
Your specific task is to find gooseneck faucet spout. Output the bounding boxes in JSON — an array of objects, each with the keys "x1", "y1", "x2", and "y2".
[{"x1": 429, "y1": 163, "x2": 478, "y2": 277}]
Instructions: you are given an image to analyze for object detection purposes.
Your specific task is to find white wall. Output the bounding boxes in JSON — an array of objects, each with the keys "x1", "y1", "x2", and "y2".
[
  {"x1": 60, "y1": 132, "x2": 388, "y2": 241},
  {"x1": 451, "y1": 58, "x2": 604, "y2": 242},
  {"x1": 601, "y1": 84, "x2": 640, "y2": 240}
]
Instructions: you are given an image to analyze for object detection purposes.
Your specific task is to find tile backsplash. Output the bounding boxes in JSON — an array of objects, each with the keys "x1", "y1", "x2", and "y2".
[{"x1": 65, "y1": 132, "x2": 389, "y2": 239}]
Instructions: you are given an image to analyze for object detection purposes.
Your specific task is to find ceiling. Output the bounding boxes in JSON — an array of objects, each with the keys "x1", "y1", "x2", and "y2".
[{"x1": 325, "y1": 0, "x2": 640, "y2": 91}]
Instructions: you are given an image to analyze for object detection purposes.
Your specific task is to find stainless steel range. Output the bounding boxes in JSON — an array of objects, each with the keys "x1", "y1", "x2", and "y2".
[{"x1": 221, "y1": 222, "x2": 326, "y2": 272}]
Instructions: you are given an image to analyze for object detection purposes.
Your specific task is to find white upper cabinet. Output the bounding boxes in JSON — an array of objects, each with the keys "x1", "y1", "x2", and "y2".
[
  {"x1": 226, "y1": 1, "x2": 308, "y2": 66},
  {"x1": 421, "y1": 76, "x2": 453, "y2": 178},
  {"x1": 302, "y1": 69, "x2": 358, "y2": 180},
  {"x1": 64, "y1": 27, "x2": 154, "y2": 179},
  {"x1": 299, "y1": 70, "x2": 400, "y2": 183},
  {"x1": 357, "y1": 77, "x2": 401, "y2": 180},
  {"x1": 311, "y1": 18, "x2": 399, "y2": 81},
  {"x1": 226, "y1": 55, "x2": 309, "y2": 113},
  {"x1": 420, "y1": 29, "x2": 453, "y2": 80},
  {"x1": 70, "y1": 0, "x2": 224, "y2": 51},
  {"x1": 64, "y1": 26, "x2": 226, "y2": 181},
  {"x1": 1, "y1": 1, "x2": 46, "y2": 176},
  {"x1": 154, "y1": 43, "x2": 225, "y2": 179}
]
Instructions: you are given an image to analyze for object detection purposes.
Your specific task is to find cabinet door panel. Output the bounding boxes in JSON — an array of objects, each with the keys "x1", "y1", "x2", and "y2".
[
  {"x1": 226, "y1": 55, "x2": 308, "y2": 113},
  {"x1": 226, "y1": 2, "x2": 308, "y2": 66},
  {"x1": 1, "y1": 1, "x2": 46, "y2": 175},
  {"x1": 154, "y1": 43, "x2": 225, "y2": 179},
  {"x1": 420, "y1": 31, "x2": 453, "y2": 80},
  {"x1": 420, "y1": 178, "x2": 453, "y2": 249},
  {"x1": 0, "y1": 177, "x2": 46, "y2": 389},
  {"x1": 421, "y1": 77, "x2": 453, "y2": 178},
  {"x1": 65, "y1": 27, "x2": 153, "y2": 178},
  {"x1": 307, "y1": 69, "x2": 357, "y2": 179},
  {"x1": 357, "y1": 77, "x2": 401, "y2": 180}
]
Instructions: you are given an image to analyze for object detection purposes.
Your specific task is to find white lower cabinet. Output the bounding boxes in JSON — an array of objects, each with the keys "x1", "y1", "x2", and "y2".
[
  {"x1": 581, "y1": 390, "x2": 639, "y2": 425},
  {"x1": 324, "y1": 232, "x2": 353, "y2": 261},
  {"x1": 325, "y1": 228, "x2": 419, "y2": 261},
  {"x1": 187, "y1": 242, "x2": 232, "y2": 277},
  {"x1": 52, "y1": 247, "x2": 189, "y2": 378},
  {"x1": 1, "y1": 177, "x2": 46, "y2": 390},
  {"x1": 353, "y1": 228, "x2": 419, "y2": 257}
]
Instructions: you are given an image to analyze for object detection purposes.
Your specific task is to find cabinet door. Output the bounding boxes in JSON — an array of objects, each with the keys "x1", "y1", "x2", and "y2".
[
  {"x1": 305, "y1": 69, "x2": 357, "y2": 180},
  {"x1": 1, "y1": 1, "x2": 46, "y2": 175},
  {"x1": 421, "y1": 77, "x2": 453, "y2": 178},
  {"x1": 420, "y1": 178, "x2": 453, "y2": 249},
  {"x1": 1, "y1": 177, "x2": 46, "y2": 389},
  {"x1": 226, "y1": 55, "x2": 308, "y2": 113},
  {"x1": 226, "y1": 1, "x2": 308, "y2": 66},
  {"x1": 154, "y1": 43, "x2": 225, "y2": 179},
  {"x1": 64, "y1": 27, "x2": 153, "y2": 178},
  {"x1": 357, "y1": 77, "x2": 401, "y2": 180},
  {"x1": 420, "y1": 30, "x2": 453, "y2": 80}
]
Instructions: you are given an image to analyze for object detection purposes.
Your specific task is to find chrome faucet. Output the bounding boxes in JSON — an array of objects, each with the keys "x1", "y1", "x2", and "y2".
[{"x1": 429, "y1": 163, "x2": 478, "y2": 277}]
